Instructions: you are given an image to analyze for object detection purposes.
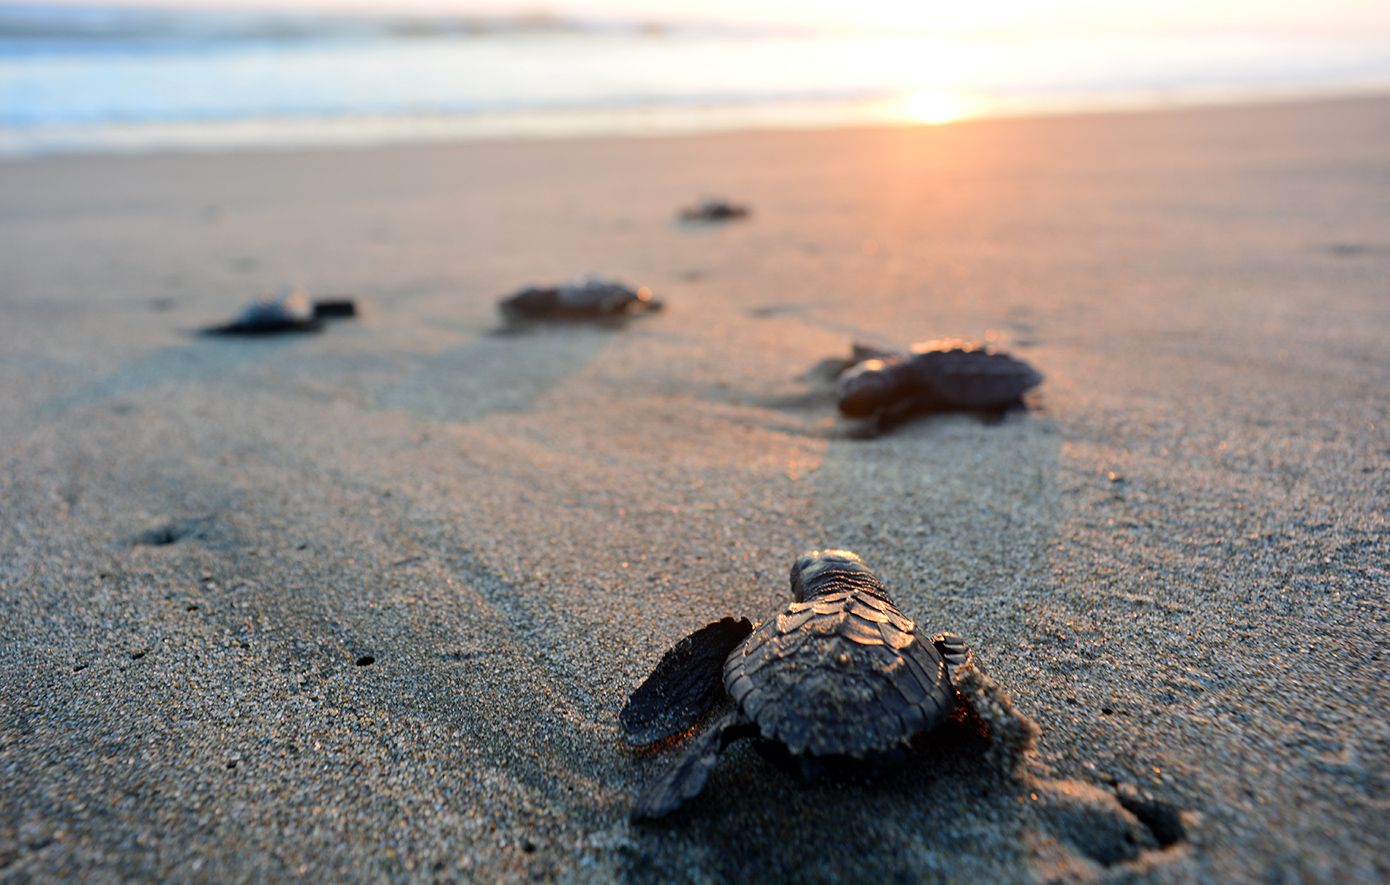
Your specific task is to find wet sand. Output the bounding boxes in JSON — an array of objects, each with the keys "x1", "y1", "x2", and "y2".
[{"x1": 1, "y1": 95, "x2": 1387, "y2": 883}]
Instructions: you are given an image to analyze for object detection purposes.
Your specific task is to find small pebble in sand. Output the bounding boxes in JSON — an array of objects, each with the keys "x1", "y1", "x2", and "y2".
[{"x1": 620, "y1": 549, "x2": 1036, "y2": 821}]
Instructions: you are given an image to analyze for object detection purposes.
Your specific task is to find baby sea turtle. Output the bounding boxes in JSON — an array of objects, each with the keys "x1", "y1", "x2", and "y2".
[
  {"x1": 499, "y1": 275, "x2": 662, "y2": 325},
  {"x1": 621, "y1": 549, "x2": 975, "y2": 821},
  {"x1": 836, "y1": 338, "x2": 1043, "y2": 434},
  {"x1": 205, "y1": 287, "x2": 359, "y2": 335},
  {"x1": 679, "y1": 198, "x2": 750, "y2": 222}
]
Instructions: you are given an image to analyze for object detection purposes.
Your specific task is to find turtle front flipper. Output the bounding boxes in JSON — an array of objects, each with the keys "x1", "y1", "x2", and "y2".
[
  {"x1": 620, "y1": 617, "x2": 753, "y2": 746},
  {"x1": 631, "y1": 709, "x2": 758, "y2": 821},
  {"x1": 931, "y1": 631, "x2": 1039, "y2": 772},
  {"x1": 932, "y1": 631, "x2": 974, "y2": 681}
]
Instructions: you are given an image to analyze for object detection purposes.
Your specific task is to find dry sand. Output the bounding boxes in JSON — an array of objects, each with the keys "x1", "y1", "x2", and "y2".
[{"x1": 1, "y1": 95, "x2": 1387, "y2": 883}]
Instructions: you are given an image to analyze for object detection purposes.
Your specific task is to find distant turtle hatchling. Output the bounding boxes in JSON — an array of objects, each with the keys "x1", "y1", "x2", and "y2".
[
  {"x1": 678, "y1": 198, "x2": 751, "y2": 222},
  {"x1": 204, "y1": 287, "x2": 358, "y2": 335},
  {"x1": 834, "y1": 339, "x2": 1043, "y2": 434},
  {"x1": 499, "y1": 274, "x2": 662, "y2": 324},
  {"x1": 621, "y1": 549, "x2": 1027, "y2": 821}
]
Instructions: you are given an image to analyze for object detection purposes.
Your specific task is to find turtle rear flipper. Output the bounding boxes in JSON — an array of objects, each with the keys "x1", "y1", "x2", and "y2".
[
  {"x1": 620, "y1": 617, "x2": 753, "y2": 746},
  {"x1": 631, "y1": 710, "x2": 758, "y2": 821}
]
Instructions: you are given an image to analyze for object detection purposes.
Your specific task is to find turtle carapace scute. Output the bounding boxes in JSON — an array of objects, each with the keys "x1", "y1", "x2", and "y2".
[{"x1": 620, "y1": 549, "x2": 972, "y2": 821}]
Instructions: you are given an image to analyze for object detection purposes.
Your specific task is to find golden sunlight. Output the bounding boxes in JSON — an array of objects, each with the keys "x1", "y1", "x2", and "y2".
[{"x1": 907, "y1": 91, "x2": 963, "y2": 124}]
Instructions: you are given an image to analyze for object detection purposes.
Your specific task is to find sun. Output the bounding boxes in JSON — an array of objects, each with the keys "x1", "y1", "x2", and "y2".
[{"x1": 907, "y1": 91, "x2": 964, "y2": 124}]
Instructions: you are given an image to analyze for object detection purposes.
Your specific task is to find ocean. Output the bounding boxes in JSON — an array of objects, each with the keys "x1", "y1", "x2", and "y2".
[{"x1": 3, "y1": 3, "x2": 1390, "y2": 157}]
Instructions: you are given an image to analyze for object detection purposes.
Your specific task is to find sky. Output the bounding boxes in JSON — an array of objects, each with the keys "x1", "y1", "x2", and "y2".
[{"x1": 20, "y1": 0, "x2": 1390, "y2": 34}]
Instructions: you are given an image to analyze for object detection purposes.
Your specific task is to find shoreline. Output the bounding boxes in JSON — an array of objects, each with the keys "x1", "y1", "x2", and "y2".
[{"x1": 3, "y1": 83, "x2": 1389, "y2": 162}]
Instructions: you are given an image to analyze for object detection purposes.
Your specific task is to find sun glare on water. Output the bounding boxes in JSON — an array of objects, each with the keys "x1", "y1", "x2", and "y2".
[{"x1": 907, "y1": 91, "x2": 964, "y2": 124}]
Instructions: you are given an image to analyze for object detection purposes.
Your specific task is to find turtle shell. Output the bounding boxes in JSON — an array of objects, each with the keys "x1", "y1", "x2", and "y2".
[
  {"x1": 205, "y1": 287, "x2": 323, "y2": 335},
  {"x1": 837, "y1": 340, "x2": 1042, "y2": 418},
  {"x1": 721, "y1": 587, "x2": 954, "y2": 758},
  {"x1": 499, "y1": 275, "x2": 662, "y2": 322}
]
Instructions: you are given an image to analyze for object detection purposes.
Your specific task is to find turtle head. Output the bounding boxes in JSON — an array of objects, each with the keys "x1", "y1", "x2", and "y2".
[
  {"x1": 790, "y1": 550, "x2": 891, "y2": 603},
  {"x1": 837, "y1": 359, "x2": 900, "y2": 417}
]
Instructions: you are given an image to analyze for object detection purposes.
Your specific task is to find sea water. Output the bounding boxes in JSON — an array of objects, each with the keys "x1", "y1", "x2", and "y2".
[{"x1": 2, "y1": 3, "x2": 1389, "y2": 157}]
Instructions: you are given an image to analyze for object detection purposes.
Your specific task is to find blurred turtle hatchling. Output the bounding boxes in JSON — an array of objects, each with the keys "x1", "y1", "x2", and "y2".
[
  {"x1": 679, "y1": 198, "x2": 751, "y2": 222},
  {"x1": 205, "y1": 287, "x2": 358, "y2": 335},
  {"x1": 834, "y1": 339, "x2": 1043, "y2": 434},
  {"x1": 499, "y1": 274, "x2": 662, "y2": 325}
]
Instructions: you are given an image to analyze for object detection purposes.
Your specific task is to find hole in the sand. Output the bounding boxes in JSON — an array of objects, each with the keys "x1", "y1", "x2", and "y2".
[
  {"x1": 1115, "y1": 784, "x2": 1186, "y2": 847},
  {"x1": 73, "y1": 663, "x2": 88, "y2": 672},
  {"x1": 1327, "y1": 243, "x2": 1366, "y2": 257},
  {"x1": 137, "y1": 525, "x2": 181, "y2": 546},
  {"x1": 132, "y1": 517, "x2": 217, "y2": 548},
  {"x1": 522, "y1": 840, "x2": 536, "y2": 854},
  {"x1": 226, "y1": 760, "x2": 237, "y2": 770},
  {"x1": 1101, "y1": 707, "x2": 1114, "y2": 715},
  {"x1": 187, "y1": 604, "x2": 199, "y2": 611},
  {"x1": 356, "y1": 655, "x2": 376, "y2": 667},
  {"x1": 748, "y1": 304, "x2": 802, "y2": 318},
  {"x1": 131, "y1": 650, "x2": 146, "y2": 660}
]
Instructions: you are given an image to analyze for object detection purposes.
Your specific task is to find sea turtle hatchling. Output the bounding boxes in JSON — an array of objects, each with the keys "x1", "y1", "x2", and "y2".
[
  {"x1": 836, "y1": 339, "x2": 1043, "y2": 434},
  {"x1": 620, "y1": 549, "x2": 982, "y2": 821},
  {"x1": 204, "y1": 287, "x2": 359, "y2": 335},
  {"x1": 499, "y1": 274, "x2": 662, "y2": 324},
  {"x1": 678, "y1": 198, "x2": 751, "y2": 222}
]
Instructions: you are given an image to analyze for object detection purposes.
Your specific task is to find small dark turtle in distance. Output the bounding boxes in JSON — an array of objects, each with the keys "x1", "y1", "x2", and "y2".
[
  {"x1": 679, "y1": 199, "x2": 750, "y2": 222},
  {"x1": 837, "y1": 338, "x2": 1043, "y2": 434},
  {"x1": 204, "y1": 288, "x2": 360, "y2": 335},
  {"x1": 499, "y1": 274, "x2": 662, "y2": 325},
  {"x1": 621, "y1": 549, "x2": 977, "y2": 821}
]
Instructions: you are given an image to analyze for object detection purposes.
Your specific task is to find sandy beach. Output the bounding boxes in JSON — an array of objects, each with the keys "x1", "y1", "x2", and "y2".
[{"x1": 1, "y1": 95, "x2": 1388, "y2": 883}]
